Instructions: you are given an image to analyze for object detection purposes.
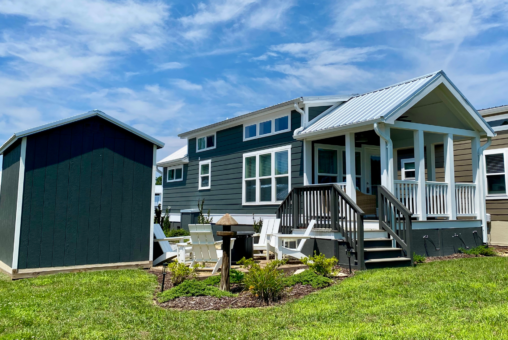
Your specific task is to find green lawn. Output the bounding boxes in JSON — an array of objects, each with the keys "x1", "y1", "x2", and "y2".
[{"x1": 1, "y1": 257, "x2": 508, "y2": 339}]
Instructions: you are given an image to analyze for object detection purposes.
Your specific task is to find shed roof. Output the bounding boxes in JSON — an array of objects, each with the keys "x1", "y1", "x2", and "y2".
[{"x1": 0, "y1": 110, "x2": 165, "y2": 155}]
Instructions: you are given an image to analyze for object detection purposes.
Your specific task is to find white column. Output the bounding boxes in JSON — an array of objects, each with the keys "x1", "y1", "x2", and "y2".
[
  {"x1": 378, "y1": 124, "x2": 393, "y2": 191},
  {"x1": 473, "y1": 137, "x2": 488, "y2": 241},
  {"x1": 345, "y1": 132, "x2": 356, "y2": 202},
  {"x1": 471, "y1": 137, "x2": 481, "y2": 219},
  {"x1": 380, "y1": 131, "x2": 388, "y2": 188},
  {"x1": 444, "y1": 133, "x2": 457, "y2": 220},
  {"x1": 303, "y1": 139, "x2": 312, "y2": 185},
  {"x1": 387, "y1": 130, "x2": 394, "y2": 191},
  {"x1": 414, "y1": 130, "x2": 427, "y2": 220}
]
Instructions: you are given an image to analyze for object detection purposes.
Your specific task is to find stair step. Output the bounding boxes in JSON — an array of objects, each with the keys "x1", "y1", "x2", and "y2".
[
  {"x1": 364, "y1": 256, "x2": 412, "y2": 269},
  {"x1": 364, "y1": 247, "x2": 402, "y2": 252},
  {"x1": 364, "y1": 238, "x2": 391, "y2": 242},
  {"x1": 364, "y1": 257, "x2": 412, "y2": 263}
]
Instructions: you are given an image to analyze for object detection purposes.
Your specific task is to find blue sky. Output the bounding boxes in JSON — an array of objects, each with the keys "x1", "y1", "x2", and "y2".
[{"x1": 0, "y1": 0, "x2": 507, "y2": 163}]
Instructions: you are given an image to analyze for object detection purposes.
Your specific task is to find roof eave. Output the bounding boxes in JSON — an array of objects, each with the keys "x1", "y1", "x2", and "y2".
[
  {"x1": 156, "y1": 157, "x2": 189, "y2": 167},
  {"x1": 294, "y1": 118, "x2": 384, "y2": 140}
]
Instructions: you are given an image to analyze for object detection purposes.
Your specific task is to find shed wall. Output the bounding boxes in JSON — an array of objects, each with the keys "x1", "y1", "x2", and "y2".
[
  {"x1": 0, "y1": 140, "x2": 21, "y2": 268},
  {"x1": 17, "y1": 116, "x2": 154, "y2": 270}
]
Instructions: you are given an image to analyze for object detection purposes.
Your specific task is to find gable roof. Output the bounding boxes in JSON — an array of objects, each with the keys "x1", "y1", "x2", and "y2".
[
  {"x1": 296, "y1": 70, "x2": 495, "y2": 138},
  {"x1": 156, "y1": 145, "x2": 188, "y2": 167},
  {"x1": 0, "y1": 110, "x2": 165, "y2": 155}
]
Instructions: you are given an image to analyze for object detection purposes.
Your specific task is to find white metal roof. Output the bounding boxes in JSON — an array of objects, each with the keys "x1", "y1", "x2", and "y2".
[
  {"x1": 479, "y1": 104, "x2": 508, "y2": 116},
  {"x1": 0, "y1": 110, "x2": 165, "y2": 155},
  {"x1": 297, "y1": 70, "x2": 495, "y2": 138},
  {"x1": 156, "y1": 145, "x2": 188, "y2": 167}
]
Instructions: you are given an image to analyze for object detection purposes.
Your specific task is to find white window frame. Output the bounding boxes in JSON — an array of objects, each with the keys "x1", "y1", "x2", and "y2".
[
  {"x1": 242, "y1": 113, "x2": 291, "y2": 141},
  {"x1": 196, "y1": 133, "x2": 216, "y2": 153},
  {"x1": 484, "y1": 148, "x2": 508, "y2": 199},
  {"x1": 167, "y1": 165, "x2": 183, "y2": 182},
  {"x1": 242, "y1": 145, "x2": 292, "y2": 205},
  {"x1": 401, "y1": 158, "x2": 416, "y2": 180},
  {"x1": 198, "y1": 159, "x2": 211, "y2": 190}
]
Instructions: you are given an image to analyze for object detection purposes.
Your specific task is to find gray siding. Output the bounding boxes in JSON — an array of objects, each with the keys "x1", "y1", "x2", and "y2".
[
  {"x1": 308, "y1": 106, "x2": 332, "y2": 122},
  {"x1": 163, "y1": 111, "x2": 303, "y2": 215},
  {"x1": 0, "y1": 141, "x2": 21, "y2": 268},
  {"x1": 17, "y1": 116, "x2": 154, "y2": 270}
]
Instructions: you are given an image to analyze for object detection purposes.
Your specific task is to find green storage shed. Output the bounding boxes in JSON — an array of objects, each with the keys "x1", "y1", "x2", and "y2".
[{"x1": 0, "y1": 110, "x2": 164, "y2": 279}]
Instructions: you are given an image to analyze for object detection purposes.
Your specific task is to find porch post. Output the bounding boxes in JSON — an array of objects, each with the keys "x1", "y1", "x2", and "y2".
[
  {"x1": 303, "y1": 140, "x2": 312, "y2": 185},
  {"x1": 414, "y1": 130, "x2": 427, "y2": 220},
  {"x1": 378, "y1": 124, "x2": 393, "y2": 191},
  {"x1": 345, "y1": 132, "x2": 356, "y2": 202},
  {"x1": 444, "y1": 133, "x2": 457, "y2": 219},
  {"x1": 471, "y1": 137, "x2": 481, "y2": 220}
]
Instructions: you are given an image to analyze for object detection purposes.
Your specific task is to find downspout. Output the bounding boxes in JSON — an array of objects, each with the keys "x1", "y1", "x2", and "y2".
[
  {"x1": 374, "y1": 123, "x2": 393, "y2": 191},
  {"x1": 478, "y1": 137, "x2": 492, "y2": 243},
  {"x1": 293, "y1": 102, "x2": 305, "y2": 135},
  {"x1": 293, "y1": 102, "x2": 311, "y2": 184}
]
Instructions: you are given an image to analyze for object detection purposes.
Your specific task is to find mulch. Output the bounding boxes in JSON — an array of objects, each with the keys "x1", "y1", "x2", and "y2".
[{"x1": 149, "y1": 267, "x2": 354, "y2": 311}]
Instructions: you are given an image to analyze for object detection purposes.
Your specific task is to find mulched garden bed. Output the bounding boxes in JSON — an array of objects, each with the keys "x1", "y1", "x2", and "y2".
[
  {"x1": 422, "y1": 253, "x2": 480, "y2": 263},
  {"x1": 148, "y1": 268, "x2": 354, "y2": 311}
]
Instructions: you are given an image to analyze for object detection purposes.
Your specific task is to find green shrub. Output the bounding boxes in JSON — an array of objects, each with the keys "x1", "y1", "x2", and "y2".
[
  {"x1": 202, "y1": 269, "x2": 245, "y2": 286},
  {"x1": 284, "y1": 269, "x2": 333, "y2": 288},
  {"x1": 413, "y1": 253, "x2": 426, "y2": 264},
  {"x1": 459, "y1": 245, "x2": 497, "y2": 257},
  {"x1": 301, "y1": 252, "x2": 338, "y2": 277},
  {"x1": 197, "y1": 199, "x2": 213, "y2": 224},
  {"x1": 252, "y1": 214, "x2": 263, "y2": 234},
  {"x1": 238, "y1": 258, "x2": 287, "y2": 303},
  {"x1": 158, "y1": 279, "x2": 235, "y2": 302},
  {"x1": 166, "y1": 229, "x2": 190, "y2": 237},
  {"x1": 166, "y1": 261, "x2": 201, "y2": 286}
]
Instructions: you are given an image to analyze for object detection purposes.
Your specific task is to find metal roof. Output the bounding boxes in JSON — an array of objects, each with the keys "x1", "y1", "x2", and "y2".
[
  {"x1": 298, "y1": 71, "x2": 441, "y2": 135},
  {"x1": 0, "y1": 110, "x2": 165, "y2": 155},
  {"x1": 156, "y1": 145, "x2": 188, "y2": 167},
  {"x1": 479, "y1": 104, "x2": 508, "y2": 116}
]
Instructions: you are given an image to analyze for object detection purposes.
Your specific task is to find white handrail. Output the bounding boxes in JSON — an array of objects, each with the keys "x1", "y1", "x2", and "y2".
[{"x1": 455, "y1": 183, "x2": 476, "y2": 216}]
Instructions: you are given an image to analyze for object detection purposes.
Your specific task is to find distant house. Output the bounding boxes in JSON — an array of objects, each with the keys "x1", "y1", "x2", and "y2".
[
  {"x1": 158, "y1": 70, "x2": 495, "y2": 268},
  {"x1": 0, "y1": 110, "x2": 164, "y2": 279}
]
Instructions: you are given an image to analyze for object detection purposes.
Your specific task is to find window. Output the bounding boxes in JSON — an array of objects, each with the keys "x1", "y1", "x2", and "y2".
[
  {"x1": 196, "y1": 134, "x2": 216, "y2": 152},
  {"x1": 485, "y1": 149, "x2": 508, "y2": 196},
  {"x1": 199, "y1": 160, "x2": 211, "y2": 190},
  {"x1": 401, "y1": 158, "x2": 416, "y2": 180},
  {"x1": 243, "y1": 114, "x2": 291, "y2": 141},
  {"x1": 167, "y1": 165, "x2": 183, "y2": 182},
  {"x1": 317, "y1": 148, "x2": 338, "y2": 184},
  {"x1": 243, "y1": 145, "x2": 291, "y2": 205}
]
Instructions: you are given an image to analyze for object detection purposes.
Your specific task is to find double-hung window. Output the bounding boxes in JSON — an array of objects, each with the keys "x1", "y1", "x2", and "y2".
[
  {"x1": 196, "y1": 134, "x2": 216, "y2": 152},
  {"x1": 401, "y1": 158, "x2": 416, "y2": 180},
  {"x1": 243, "y1": 145, "x2": 291, "y2": 204},
  {"x1": 243, "y1": 114, "x2": 290, "y2": 141},
  {"x1": 199, "y1": 160, "x2": 211, "y2": 190},
  {"x1": 167, "y1": 165, "x2": 183, "y2": 182},
  {"x1": 484, "y1": 149, "x2": 508, "y2": 197}
]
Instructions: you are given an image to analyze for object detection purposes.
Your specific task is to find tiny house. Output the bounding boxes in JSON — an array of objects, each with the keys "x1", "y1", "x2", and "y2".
[{"x1": 0, "y1": 110, "x2": 164, "y2": 279}]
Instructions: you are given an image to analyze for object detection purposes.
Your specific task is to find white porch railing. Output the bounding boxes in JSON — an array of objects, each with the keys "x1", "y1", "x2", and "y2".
[
  {"x1": 425, "y1": 181, "x2": 449, "y2": 217},
  {"x1": 394, "y1": 180, "x2": 419, "y2": 215},
  {"x1": 455, "y1": 183, "x2": 476, "y2": 216},
  {"x1": 337, "y1": 182, "x2": 347, "y2": 192}
]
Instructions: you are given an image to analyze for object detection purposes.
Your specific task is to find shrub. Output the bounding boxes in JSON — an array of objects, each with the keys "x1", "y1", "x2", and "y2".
[
  {"x1": 162, "y1": 208, "x2": 171, "y2": 235},
  {"x1": 166, "y1": 261, "x2": 201, "y2": 286},
  {"x1": 301, "y1": 252, "x2": 338, "y2": 277},
  {"x1": 284, "y1": 270, "x2": 333, "y2": 288},
  {"x1": 159, "y1": 279, "x2": 235, "y2": 302},
  {"x1": 166, "y1": 229, "x2": 190, "y2": 237},
  {"x1": 252, "y1": 215, "x2": 263, "y2": 234},
  {"x1": 202, "y1": 269, "x2": 245, "y2": 286},
  {"x1": 459, "y1": 245, "x2": 497, "y2": 257},
  {"x1": 197, "y1": 199, "x2": 213, "y2": 224},
  {"x1": 413, "y1": 253, "x2": 426, "y2": 264},
  {"x1": 238, "y1": 258, "x2": 287, "y2": 303}
]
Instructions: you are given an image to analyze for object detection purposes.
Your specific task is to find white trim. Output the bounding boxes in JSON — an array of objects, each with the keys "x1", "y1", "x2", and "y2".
[
  {"x1": 11, "y1": 137, "x2": 27, "y2": 270},
  {"x1": 483, "y1": 148, "x2": 508, "y2": 197},
  {"x1": 166, "y1": 165, "x2": 183, "y2": 182},
  {"x1": 242, "y1": 112, "x2": 291, "y2": 141},
  {"x1": 303, "y1": 140, "x2": 312, "y2": 185},
  {"x1": 0, "y1": 110, "x2": 164, "y2": 155},
  {"x1": 392, "y1": 121, "x2": 480, "y2": 138},
  {"x1": 414, "y1": 130, "x2": 427, "y2": 221},
  {"x1": 444, "y1": 133, "x2": 457, "y2": 219},
  {"x1": 242, "y1": 144, "x2": 292, "y2": 205},
  {"x1": 150, "y1": 145, "x2": 156, "y2": 262},
  {"x1": 196, "y1": 133, "x2": 216, "y2": 153},
  {"x1": 401, "y1": 158, "x2": 416, "y2": 180},
  {"x1": 345, "y1": 132, "x2": 356, "y2": 202},
  {"x1": 198, "y1": 159, "x2": 212, "y2": 190}
]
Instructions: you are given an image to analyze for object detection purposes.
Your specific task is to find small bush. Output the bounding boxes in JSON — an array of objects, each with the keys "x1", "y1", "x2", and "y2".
[
  {"x1": 202, "y1": 269, "x2": 245, "y2": 286},
  {"x1": 238, "y1": 258, "x2": 287, "y2": 303},
  {"x1": 159, "y1": 279, "x2": 235, "y2": 302},
  {"x1": 284, "y1": 270, "x2": 333, "y2": 288},
  {"x1": 166, "y1": 261, "x2": 201, "y2": 286},
  {"x1": 301, "y1": 252, "x2": 338, "y2": 277},
  {"x1": 166, "y1": 229, "x2": 190, "y2": 237},
  {"x1": 459, "y1": 245, "x2": 497, "y2": 257},
  {"x1": 413, "y1": 253, "x2": 426, "y2": 264},
  {"x1": 252, "y1": 214, "x2": 263, "y2": 234}
]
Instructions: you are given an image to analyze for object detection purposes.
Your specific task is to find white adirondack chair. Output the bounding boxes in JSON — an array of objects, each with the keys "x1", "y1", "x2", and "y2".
[
  {"x1": 267, "y1": 220, "x2": 316, "y2": 260},
  {"x1": 178, "y1": 224, "x2": 235, "y2": 275},
  {"x1": 254, "y1": 219, "x2": 280, "y2": 260},
  {"x1": 153, "y1": 224, "x2": 192, "y2": 266}
]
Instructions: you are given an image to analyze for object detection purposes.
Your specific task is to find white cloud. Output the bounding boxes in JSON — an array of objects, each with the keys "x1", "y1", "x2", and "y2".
[
  {"x1": 171, "y1": 79, "x2": 203, "y2": 91},
  {"x1": 245, "y1": 0, "x2": 295, "y2": 30},
  {"x1": 180, "y1": 0, "x2": 256, "y2": 27},
  {"x1": 156, "y1": 62, "x2": 187, "y2": 71}
]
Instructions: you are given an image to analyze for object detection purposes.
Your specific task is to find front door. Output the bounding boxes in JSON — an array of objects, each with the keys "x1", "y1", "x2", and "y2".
[{"x1": 364, "y1": 147, "x2": 381, "y2": 196}]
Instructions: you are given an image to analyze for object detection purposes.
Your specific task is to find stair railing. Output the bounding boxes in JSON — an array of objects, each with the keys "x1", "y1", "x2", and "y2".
[
  {"x1": 276, "y1": 184, "x2": 366, "y2": 269},
  {"x1": 378, "y1": 185, "x2": 414, "y2": 265}
]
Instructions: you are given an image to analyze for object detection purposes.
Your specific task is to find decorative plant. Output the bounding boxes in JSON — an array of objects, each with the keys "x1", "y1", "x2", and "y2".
[
  {"x1": 238, "y1": 258, "x2": 287, "y2": 303},
  {"x1": 252, "y1": 214, "x2": 263, "y2": 234},
  {"x1": 197, "y1": 199, "x2": 213, "y2": 224},
  {"x1": 413, "y1": 253, "x2": 426, "y2": 264},
  {"x1": 158, "y1": 279, "x2": 235, "y2": 302},
  {"x1": 459, "y1": 245, "x2": 497, "y2": 257},
  {"x1": 284, "y1": 269, "x2": 333, "y2": 288},
  {"x1": 166, "y1": 261, "x2": 202, "y2": 286},
  {"x1": 162, "y1": 208, "x2": 171, "y2": 235},
  {"x1": 301, "y1": 252, "x2": 338, "y2": 277},
  {"x1": 154, "y1": 204, "x2": 162, "y2": 225},
  {"x1": 203, "y1": 269, "x2": 245, "y2": 286}
]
